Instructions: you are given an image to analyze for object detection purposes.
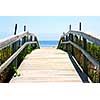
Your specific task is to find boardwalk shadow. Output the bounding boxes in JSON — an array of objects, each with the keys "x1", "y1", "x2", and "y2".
[{"x1": 68, "y1": 54, "x2": 90, "y2": 83}]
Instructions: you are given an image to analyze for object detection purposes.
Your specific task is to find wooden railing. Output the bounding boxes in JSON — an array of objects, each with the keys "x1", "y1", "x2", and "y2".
[
  {"x1": 57, "y1": 23, "x2": 100, "y2": 83},
  {"x1": 0, "y1": 31, "x2": 40, "y2": 82}
]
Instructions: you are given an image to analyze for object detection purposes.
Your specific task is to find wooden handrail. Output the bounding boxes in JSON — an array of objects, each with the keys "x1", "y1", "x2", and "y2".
[
  {"x1": 0, "y1": 32, "x2": 28, "y2": 50},
  {"x1": 0, "y1": 41, "x2": 37, "y2": 74},
  {"x1": 0, "y1": 32, "x2": 35, "y2": 50},
  {"x1": 61, "y1": 41, "x2": 100, "y2": 69},
  {"x1": 67, "y1": 30, "x2": 100, "y2": 46},
  {"x1": 0, "y1": 31, "x2": 39, "y2": 75},
  {"x1": 58, "y1": 29, "x2": 100, "y2": 82}
]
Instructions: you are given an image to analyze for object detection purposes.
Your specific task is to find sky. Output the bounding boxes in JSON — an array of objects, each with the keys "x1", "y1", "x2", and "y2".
[{"x1": 0, "y1": 16, "x2": 100, "y2": 40}]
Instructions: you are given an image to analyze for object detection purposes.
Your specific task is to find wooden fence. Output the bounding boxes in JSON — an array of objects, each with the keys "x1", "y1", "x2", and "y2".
[
  {"x1": 0, "y1": 32, "x2": 40, "y2": 82},
  {"x1": 57, "y1": 23, "x2": 100, "y2": 83}
]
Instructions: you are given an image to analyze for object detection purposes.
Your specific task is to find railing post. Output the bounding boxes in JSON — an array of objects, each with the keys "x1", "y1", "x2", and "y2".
[
  {"x1": 34, "y1": 36, "x2": 40, "y2": 49},
  {"x1": 69, "y1": 24, "x2": 71, "y2": 31},
  {"x1": 13, "y1": 24, "x2": 18, "y2": 69},
  {"x1": 74, "y1": 35, "x2": 78, "y2": 59},
  {"x1": 23, "y1": 29, "x2": 28, "y2": 55},
  {"x1": 57, "y1": 36, "x2": 62, "y2": 49},
  {"x1": 62, "y1": 32, "x2": 66, "y2": 51},
  {"x1": 24, "y1": 25, "x2": 26, "y2": 32},
  {"x1": 24, "y1": 26, "x2": 28, "y2": 42},
  {"x1": 60, "y1": 36, "x2": 65, "y2": 51},
  {"x1": 12, "y1": 41, "x2": 17, "y2": 69},
  {"x1": 65, "y1": 35, "x2": 68, "y2": 51},
  {"x1": 68, "y1": 24, "x2": 73, "y2": 55},
  {"x1": 74, "y1": 35, "x2": 78, "y2": 43},
  {"x1": 12, "y1": 42, "x2": 17, "y2": 54},
  {"x1": 22, "y1": 38, "x2": 24, "y2": 45},
  {"x1": 68, "y1": 34, "x2": 70, "y2": 54},
  {"x1": 79, "y1": 22, "x2": 81, "y2": 31},
  {"x1": 18, "y1": 39, "x2": 20, "y2": 48},
  {"x1": 14, "y1": 24, "x2": 17, "y2": 35},
  {"x1": 69, "y1": 34, "x2": 74, "y2": 55},
  {"x1": 83, "y1": 37, "x2": 87, "y2": 73},
  {"x1": 30, "y1": 35, "x2": 33, "y2": 41},
  {"x1": 22, "y1": 36, "x2": 26, "y2": 45},
  {"x1": 95, "y1": 66, "x2": 100, "y2": 82}
]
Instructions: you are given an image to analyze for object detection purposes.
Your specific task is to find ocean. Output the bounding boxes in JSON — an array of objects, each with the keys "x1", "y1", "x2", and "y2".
[
  {"x1": 39, "y1": 41, "x2": 58, "y2": 48},
  {"x1": 0, "y1": 34, "x2": 59, "y2": 48}
]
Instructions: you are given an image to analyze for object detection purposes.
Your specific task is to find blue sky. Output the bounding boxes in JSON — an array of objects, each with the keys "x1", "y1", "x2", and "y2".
[{"x1": 0, "y1": 16, "x2": 100, "y2": 40}]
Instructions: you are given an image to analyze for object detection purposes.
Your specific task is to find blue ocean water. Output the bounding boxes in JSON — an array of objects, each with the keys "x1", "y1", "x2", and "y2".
[
  {"x1": 39, "y1": 41, "x2": 58, "y2": 47},
  {"x1": 0, "y1": 33, "x2": 59, "y2": 48}
]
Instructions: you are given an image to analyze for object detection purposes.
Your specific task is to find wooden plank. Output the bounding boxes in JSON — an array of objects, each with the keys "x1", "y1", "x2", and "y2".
[{"x1": 10, "y1": 48, "x2": 83, "y2": 83}]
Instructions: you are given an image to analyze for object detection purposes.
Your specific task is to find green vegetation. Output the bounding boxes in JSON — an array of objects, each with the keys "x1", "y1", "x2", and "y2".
[
  {"x1": 87, "y1": 42, "x2": 100, "y2": 62},
  {"x1": 13, "y1": 66, "x2": 20, "y2": 77},
  {"x1": 26, "y1": 44, "x2": 34, "y2": 54},
  {"x1": 0, "y1": 43, "x2": 36, "y2": 82},
  {"x1": 58, "y1": 36, "x2": 100, "y2": 83}
]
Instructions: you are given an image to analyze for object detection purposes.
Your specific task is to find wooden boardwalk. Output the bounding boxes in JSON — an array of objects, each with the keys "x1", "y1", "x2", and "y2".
[{"x1": 10, "y1": 48, "x2": 83, "y2": 83}]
